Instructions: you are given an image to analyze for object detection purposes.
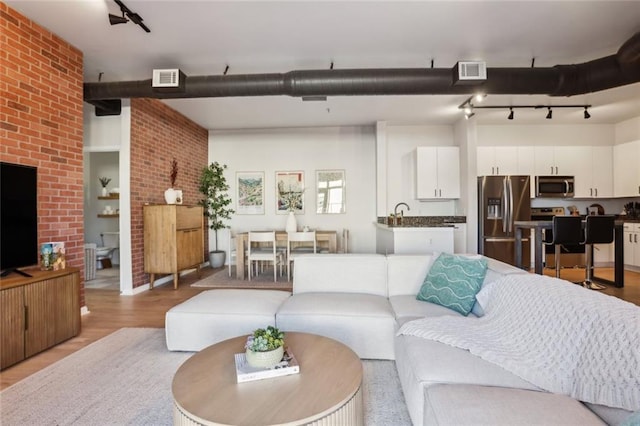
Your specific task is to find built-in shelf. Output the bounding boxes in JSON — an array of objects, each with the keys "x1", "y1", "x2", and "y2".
[
  {"x1": 97, "y1": 214, "x2": 119, "y2": 218},
  {"x1": 98, "y1": 195, "x2": 119, "y2": 200}
]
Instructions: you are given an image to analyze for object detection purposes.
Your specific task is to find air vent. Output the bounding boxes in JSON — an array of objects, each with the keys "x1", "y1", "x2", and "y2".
[
  {"x1": 152, "y1": 69, "x2": 186, "y2": 92},
  {"x1": 453, "y1": 61, "x2": 487, "y2": 85}
]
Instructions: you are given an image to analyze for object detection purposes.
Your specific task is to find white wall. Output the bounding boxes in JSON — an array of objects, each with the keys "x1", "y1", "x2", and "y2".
[
  {"x1": 615, "y1": 116, "x2": 640, "y2": 143},
  {"x1": 477, "y1": 123, "x2": 614, "y2": 147},
  {"x1": 377, "y1": 124, "x2": 458, "y2": 217},
  {"x1": 209, "y1": 126, "x2": 377, "y2": 253}
]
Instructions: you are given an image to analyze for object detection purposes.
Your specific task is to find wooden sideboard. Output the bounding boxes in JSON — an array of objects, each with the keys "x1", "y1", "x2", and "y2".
[
  {"x1": 0, "y1": 268, "x2": 81, "y2": 370},
  {"x1": 143, "y1": 205, "x2": 204, "y2": 290}
]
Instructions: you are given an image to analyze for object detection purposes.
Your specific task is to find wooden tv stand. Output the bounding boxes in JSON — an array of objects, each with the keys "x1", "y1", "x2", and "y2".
[{"x1": 0, "y1": 267, "x2": 81, "y2": 370}]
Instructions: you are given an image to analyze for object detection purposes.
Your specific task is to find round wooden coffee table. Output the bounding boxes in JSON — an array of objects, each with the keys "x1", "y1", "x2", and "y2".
[{"x1": 172, "y1": 332, "x2": 363, "y2": 426}]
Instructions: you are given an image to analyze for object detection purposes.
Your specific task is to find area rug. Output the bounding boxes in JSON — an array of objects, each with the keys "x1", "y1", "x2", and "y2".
[
  {"x1": 0, "y1": 328, "x2": 411, "y2": 426},
  {"x1": 191, "y1": 266, "x2": 293, "y2": 291}
]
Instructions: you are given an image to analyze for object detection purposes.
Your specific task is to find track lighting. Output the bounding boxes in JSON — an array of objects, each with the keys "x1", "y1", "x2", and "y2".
[
  {"x1": 109, "y1": 0, "x2": 150, "y2": 33},
  {"x1": 465, "y1": 112, "x2": 475, "y2": 120},
  {"x1": 458, "y1": 99, "x2": 591, "y2": 121},
  {"x1": 108, "y1": 13, "x2": 128, "y2": 25},
  {"x1": 474, "y1": 93, "x2": 486, "y2": 103}
]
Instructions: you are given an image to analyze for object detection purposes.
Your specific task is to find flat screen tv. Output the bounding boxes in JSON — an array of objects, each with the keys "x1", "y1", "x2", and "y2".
[{"x1": 1, "y1": 162, "x2": 38, "y2": 277}]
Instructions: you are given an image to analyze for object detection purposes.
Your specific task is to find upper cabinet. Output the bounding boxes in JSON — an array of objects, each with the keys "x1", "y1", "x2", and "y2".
[
  {"x1": 573, "y1": 146, "x2": 613, "y2": 198},
  {"x1": 614, "y1": 140, "x2": 640, "y2": 198},
  {"x1": 477, "y1": 146, "x2": 518, "y2": 176},
  {"x1": 416, "y1": 147, "x2": 460, "y2": 199},
  {"x1": 534, "y1": 146, "x2": 581, "y2": 176}
]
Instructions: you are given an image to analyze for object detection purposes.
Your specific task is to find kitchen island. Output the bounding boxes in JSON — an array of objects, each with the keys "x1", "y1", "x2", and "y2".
[{"x1": 514, "y1": 220, "x2": 625, "y2": 288}]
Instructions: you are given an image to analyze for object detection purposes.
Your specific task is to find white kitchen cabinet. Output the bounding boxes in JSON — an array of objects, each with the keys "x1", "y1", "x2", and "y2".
[
  {"x1": 376, "y1": 224, "x2": 454, "y2": 255},
  {"x1": 477, "y1": 146, "x2": 518, "y2": 176},
  {"x1": 477, "y1": 146, "x2": 535, "y2": 197},
  {"x1": 573, "y1": 146, "x2": 613, "y2": 198},
  {"x1": 614, "y1": 140, "x2": 640, "y2": 197},
  {"x1": 416, "y1": 147, "x2": 460, "y2": 199},
  {"x1": 623, "y1": 223, "x2": 640, "y2": 269},
  {"x1": 534, "y1": 146, "x2": 580, "y2": 176}
]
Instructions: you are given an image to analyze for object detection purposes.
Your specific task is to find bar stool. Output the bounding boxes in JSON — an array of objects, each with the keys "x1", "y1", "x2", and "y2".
[
  {"x1": 543, "y1": 216, "x2": 584, "y2": 279},
  {"x1": 582, "y1": 215, "x2": 615, "y2": 290}
]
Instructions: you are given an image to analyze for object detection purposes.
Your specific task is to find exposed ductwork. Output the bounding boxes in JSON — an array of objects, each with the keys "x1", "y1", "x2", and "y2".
[{"x1": 84, "y1": 32, "x2": 640, "y2": 114}]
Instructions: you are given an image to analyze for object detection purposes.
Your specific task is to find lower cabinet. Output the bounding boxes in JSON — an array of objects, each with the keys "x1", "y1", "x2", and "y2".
[
  {"x1": 376, "y1": 226, "x2": 454, "y2": 255},
  {"x1": 0, "y1": 268, "x2": 81, "y2": 370},
  {"x1": 623, "y1": 223, "x2": 640, "y2": 269}
]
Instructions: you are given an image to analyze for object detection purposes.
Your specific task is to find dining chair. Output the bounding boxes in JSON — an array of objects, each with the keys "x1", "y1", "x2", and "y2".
[
  {"x1": 228, "y1": 229, "x2": 237, "y2": 277},
  {"x1": 582, "y1": 215, "x2": 615, "y2": 290},
  {"x1": 341, "y1": 228, "x2": 349, "y2": 253},
  {"x1": 287, "y1": 231, "x2": 317, "y2": 281},
  {"x1": 247, "y1": 231, "x2": 283, "y2": 282},
  {"x1": 543, "y1": 216, "x2": 584, "y2": 280}
]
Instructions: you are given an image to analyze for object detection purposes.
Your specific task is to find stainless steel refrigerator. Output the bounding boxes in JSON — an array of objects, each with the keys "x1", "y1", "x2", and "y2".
[{"x1": 478, "y1": 175, "x2": 531, "y2": 266}]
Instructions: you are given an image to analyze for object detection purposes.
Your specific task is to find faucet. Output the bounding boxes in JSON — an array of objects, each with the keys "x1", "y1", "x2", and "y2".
[{"x1": 393, "y1": 202, "x2": 410, "y2": 226}]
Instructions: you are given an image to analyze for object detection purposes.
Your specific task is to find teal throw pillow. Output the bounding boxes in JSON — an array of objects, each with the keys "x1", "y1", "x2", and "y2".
[{"x1": 416, "y1": 253, "x2": 488, "y2": 316}]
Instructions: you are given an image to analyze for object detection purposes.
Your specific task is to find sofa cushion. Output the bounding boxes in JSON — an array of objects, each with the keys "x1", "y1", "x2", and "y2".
[
  {"x1": 293, "y1": 254, "x2": 388, "y2": 297},
  {"x1": 165, "y1": 289, "x2": 291, "y2": 352},
  {"x1": 416, "y1": 253, "x2": 488, "y2": 315},
  {"x1": 394, "y1": 334, "x2": 539, "y2": 426},
  {"x1": 390, "y1": 295, "x2": 470, "y2": 327},
  {"x1": 424, "y1": 384, "x2": 606, "y2": 425},
  {"x1": 387, "y1": 254, "x2": 434, "y2": 297},
  {"x1": 276, "y1": 292, "x2": 395, "y2": 359}
]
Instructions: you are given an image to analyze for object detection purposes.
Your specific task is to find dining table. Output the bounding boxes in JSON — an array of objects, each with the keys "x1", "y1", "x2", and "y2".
[
  {"x1": 513, "y1": 220, "x2": 625, "y2": 288},
  {"x1": 235, "y1": 230, "x2": 338, "y2": 280}
]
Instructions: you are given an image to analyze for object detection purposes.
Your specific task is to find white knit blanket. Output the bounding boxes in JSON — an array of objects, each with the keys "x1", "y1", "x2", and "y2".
[{"x1": 398, "y1": 274, "x2": 640, "y2": 411}]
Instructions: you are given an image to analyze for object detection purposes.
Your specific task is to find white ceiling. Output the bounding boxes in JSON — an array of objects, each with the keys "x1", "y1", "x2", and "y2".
[{"x1": 7, "y1": 0, "x2": 640, "y2": 130}]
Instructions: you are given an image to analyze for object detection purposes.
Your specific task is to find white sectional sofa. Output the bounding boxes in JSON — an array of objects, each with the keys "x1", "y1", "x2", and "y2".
[{"x1": 165, "y1": 253, "x2": 638, "y2": 426}]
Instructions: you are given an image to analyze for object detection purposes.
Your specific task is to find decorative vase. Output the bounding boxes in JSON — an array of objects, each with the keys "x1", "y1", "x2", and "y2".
[
  {"x1": 164, "y1": 188, "x2": 177, "y2": 204},
  {"x1": 286, "y1": 211, "x2": 297, "y2": 232},
  {"x1": 175, "y1": 189, "x2": 183, "y2": 205},
  {"x1": 101, "y1": 187, "x2": 108, "y2": 197},
  {"x1": 245, "y1": 346, "x2": 284, "y2": 369}
]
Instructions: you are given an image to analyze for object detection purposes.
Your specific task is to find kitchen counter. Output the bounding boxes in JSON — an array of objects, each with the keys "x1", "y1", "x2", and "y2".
[
  {"x1": 376, "y1": 215, "x2": 466, "y2": 228},
  {"x1": 375, "y1": 223, "x2": 455, "y2": 229}
]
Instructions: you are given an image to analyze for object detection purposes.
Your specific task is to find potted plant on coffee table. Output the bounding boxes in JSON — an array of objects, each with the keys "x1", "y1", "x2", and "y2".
[
  {"x1": 245, "y1": 326, "x2": 285, "y2": 368},
  {"x1": 198, "y1": 161, "x2": 234, "y2": 268}
]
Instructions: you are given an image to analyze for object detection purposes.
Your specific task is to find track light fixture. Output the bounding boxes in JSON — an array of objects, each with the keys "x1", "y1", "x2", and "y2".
[
  {"x1": 109, "y1": 0, "x2": 150, "y2": 33},
  {"x1": 458, "y1": 96, "x2": 591, "y2": 121},
  {"x1": 108, "y1": 13, "x2": 128, "y2": 25}
]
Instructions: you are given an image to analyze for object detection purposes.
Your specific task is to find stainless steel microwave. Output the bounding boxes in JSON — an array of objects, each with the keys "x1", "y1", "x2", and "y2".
[{"x1": 535, "y1": 176, "x2": 575, "y2": 198}]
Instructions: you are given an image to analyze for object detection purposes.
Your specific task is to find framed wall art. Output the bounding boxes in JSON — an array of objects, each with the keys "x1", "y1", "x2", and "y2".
[
  {"x1": 275, "y1": 171, "x2": 304, "y2": 214},
  {"x1": 316, "y1": 169, "x2": 346, "y2": 214},
  {"x1": 236, "y1": 171, "x2": 265, "y2": 215}
]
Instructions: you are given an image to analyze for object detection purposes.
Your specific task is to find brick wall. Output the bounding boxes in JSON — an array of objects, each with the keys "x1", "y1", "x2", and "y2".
[
  {"x1": 130, "y1": 98, "x2": 208, "y2": 288},
  {"x1": 1, "y1": 4, "x2": 85, "y2": 304}
]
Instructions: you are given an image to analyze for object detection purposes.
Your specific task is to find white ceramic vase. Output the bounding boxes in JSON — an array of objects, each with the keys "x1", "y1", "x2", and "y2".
[
  {"x1": 245, "y1": 346, "x2": 284, "y2": 369},
  {"x1": 285, "y1": 211, "x2": 297, "y2": 232},
  {"x1": 101, "y1": 187, "x2": 108, "y2": 197},
  {"x1": 164, "y1": 188, "x2": 178, "y2": 204}
]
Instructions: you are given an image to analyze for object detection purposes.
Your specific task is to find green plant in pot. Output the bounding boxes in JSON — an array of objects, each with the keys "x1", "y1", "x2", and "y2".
[
  {"x1": 245, "y1": 326, "x2": 285, "y2": 368},
  {"x1": 198, "y1": 161, "x2": 234, "y2": 268}
]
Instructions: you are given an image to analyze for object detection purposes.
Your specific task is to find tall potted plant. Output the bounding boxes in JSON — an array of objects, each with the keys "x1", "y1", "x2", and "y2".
[{"x1": 198, "y1": 161, "x2": 235, "y2": 268}]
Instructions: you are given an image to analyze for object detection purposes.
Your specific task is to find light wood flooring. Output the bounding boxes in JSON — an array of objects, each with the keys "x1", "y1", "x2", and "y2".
[{"x1": 1, "y1": 266, "x2": 638, "y2": 391}]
